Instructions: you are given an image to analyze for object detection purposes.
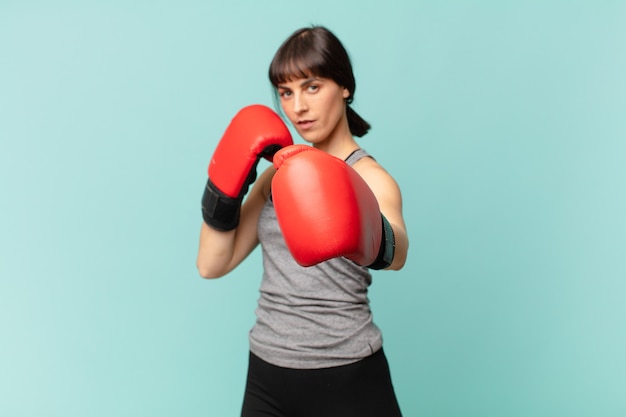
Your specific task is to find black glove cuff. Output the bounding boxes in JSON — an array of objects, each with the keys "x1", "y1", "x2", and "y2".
[
  {"x1": 367, "y1": 214, "x2": 396, "y2": 270},
  {"x1": 201, "y1": 179, "x2": 242, "y2": 231}
]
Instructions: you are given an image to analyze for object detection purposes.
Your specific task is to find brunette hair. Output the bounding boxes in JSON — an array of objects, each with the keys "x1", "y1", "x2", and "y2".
[{"x1": 269, "y1": 26, "x2": 371, "y2": 137}]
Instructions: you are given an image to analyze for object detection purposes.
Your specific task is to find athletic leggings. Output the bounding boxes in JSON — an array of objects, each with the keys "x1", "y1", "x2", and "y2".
[{"x1": 241, "y1": 349, "x2": 403, "y2": 417}]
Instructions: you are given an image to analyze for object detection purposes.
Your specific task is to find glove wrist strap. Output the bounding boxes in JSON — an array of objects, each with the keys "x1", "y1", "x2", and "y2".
[
  {"x1": 368, "y1": 215, "x2": 396, "y2": 270},
  {"x1": 201, "y1": 179, "x2": 242, "y2": 231}
]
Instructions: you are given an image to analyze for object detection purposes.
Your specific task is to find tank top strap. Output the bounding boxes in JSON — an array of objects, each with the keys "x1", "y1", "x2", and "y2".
[{"x1": 344, "y1": 148, "x2": 373, "y2": 166}]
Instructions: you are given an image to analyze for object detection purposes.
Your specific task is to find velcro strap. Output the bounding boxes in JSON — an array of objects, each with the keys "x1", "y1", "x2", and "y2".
[
  {"x1": 367, "y1": 215, "x2": 396, "y2": 270},
  {"x1": 201, "y1": 179, "x2": 242, "y2": 231}
]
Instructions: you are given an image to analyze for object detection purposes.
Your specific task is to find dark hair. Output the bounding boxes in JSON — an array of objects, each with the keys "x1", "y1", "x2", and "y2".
[{"x1": 269, "y1": 26, "x2": 371, "y2": 137}]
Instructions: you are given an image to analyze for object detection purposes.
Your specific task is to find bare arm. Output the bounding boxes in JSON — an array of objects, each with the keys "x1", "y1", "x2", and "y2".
[
  {"x1": 354, "y1": 158, "x2": 409, "y2": 271},
  {"x1": 196, "y1": 166, "x2": 275, "y2": 278}
]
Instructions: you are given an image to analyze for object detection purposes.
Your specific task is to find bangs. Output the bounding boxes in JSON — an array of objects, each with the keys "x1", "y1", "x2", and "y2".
[{"x1": 269, "y1": 32, "x2": 327, "y2": 86}]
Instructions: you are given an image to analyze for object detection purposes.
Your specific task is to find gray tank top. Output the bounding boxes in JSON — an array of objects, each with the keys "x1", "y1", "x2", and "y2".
[{"x1": 249, "y1": 149, "x2": 383, "y2": 369}]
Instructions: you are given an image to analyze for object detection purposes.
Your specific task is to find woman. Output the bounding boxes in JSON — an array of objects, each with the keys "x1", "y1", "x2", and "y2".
[{"x1": 197, "y1": 26, "x2": 409, "y2": 417}]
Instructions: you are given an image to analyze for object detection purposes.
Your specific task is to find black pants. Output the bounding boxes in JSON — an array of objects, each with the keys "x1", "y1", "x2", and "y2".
[{"x1": 241, "y1": 349, "x2": 403, "y2": 417}]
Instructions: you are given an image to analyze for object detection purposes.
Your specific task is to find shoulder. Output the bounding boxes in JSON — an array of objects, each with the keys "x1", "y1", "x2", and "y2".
[{"x1": 352, "y1": 155, "x2": 400, "y2": 196}]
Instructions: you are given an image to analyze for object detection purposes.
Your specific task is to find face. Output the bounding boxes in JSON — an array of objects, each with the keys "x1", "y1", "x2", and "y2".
[{"x1": 277, "y1": 76, "x2": 351, "y2": 145}]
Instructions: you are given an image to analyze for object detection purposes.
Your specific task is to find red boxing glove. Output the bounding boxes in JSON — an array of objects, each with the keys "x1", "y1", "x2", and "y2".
[
  {"x1": 202, "y1": 105, "x2": 292, "y2": 230},
  {"x1": 272, "y1": 145, "x2": 395, "y2": 269}
]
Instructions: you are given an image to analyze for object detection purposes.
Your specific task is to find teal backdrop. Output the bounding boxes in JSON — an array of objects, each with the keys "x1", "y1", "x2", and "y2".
[{"x1": 1, "y1": 1, "x2": 625, "y2": 416}]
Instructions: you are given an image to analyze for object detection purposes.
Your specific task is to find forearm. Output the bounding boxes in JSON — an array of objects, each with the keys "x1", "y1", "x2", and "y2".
[
  {"x1": 196, "y1": 222, "x2": 237, "y2": 279},
  {"x1": 386, "y1": 222, "x2": 408, "y2": 271},
  {"x1": 196, "y1": 175, "x2": 268, "y2": 279}
]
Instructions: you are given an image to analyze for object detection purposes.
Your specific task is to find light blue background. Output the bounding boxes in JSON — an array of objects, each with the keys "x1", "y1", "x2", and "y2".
[{"x1": 1, "y1": 1, "x2": 625, "y2": 416}]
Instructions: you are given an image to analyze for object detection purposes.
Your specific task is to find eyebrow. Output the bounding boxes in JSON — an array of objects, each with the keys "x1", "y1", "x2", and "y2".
[{"x1": 277, "y1": 77, "x2": 321, "y2": 90}]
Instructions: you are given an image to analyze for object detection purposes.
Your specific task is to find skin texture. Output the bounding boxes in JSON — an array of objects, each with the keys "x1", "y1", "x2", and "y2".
[{"x1": 196, "y1": 76, "x2": 408, "y2": 278}]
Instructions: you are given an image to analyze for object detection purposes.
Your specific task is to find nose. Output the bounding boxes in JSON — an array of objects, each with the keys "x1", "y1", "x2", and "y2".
[{"x1": 293, "y1": 92, "x2": 308, "y2": 114}]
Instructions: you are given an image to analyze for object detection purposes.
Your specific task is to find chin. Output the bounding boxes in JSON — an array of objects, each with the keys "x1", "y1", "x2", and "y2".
[
  {"x1": 297, "y1": 133, "x2": 315, "y2": 143},
  {"x1": 298, "y1": 132, "x2": 324, "y2": 144}
]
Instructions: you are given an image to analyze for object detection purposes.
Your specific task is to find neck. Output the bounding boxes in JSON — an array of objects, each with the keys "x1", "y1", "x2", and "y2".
[{"x1": 313, "y1": 114, "x2": 359, "y2": 160}]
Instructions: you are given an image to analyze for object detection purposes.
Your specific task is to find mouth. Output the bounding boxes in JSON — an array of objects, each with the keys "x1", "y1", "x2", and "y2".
[{"x1": 296, "y1": 120, "x2": 315, "y2": 130}]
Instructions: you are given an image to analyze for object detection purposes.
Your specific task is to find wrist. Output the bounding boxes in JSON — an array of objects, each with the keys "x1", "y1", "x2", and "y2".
[
  {"x1": 201, "y1": 179, "x2": 243, "y2": 231},
  {"x1": 367, "y1": 215, "x2": 395, "y2": 270}
]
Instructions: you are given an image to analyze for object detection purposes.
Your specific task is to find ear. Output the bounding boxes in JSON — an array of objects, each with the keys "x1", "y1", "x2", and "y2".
[{"x1": 342, "y1": 87, "x2": 350, "y2": 99}]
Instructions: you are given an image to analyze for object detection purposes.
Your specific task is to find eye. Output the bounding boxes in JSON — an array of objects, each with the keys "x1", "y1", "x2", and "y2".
[
  {"x1": 279, "y1": 90, "x2": 292, "y2": 99},
  {"x1": 307, "y1": 84, "x2": 319, "y2": 93}
]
